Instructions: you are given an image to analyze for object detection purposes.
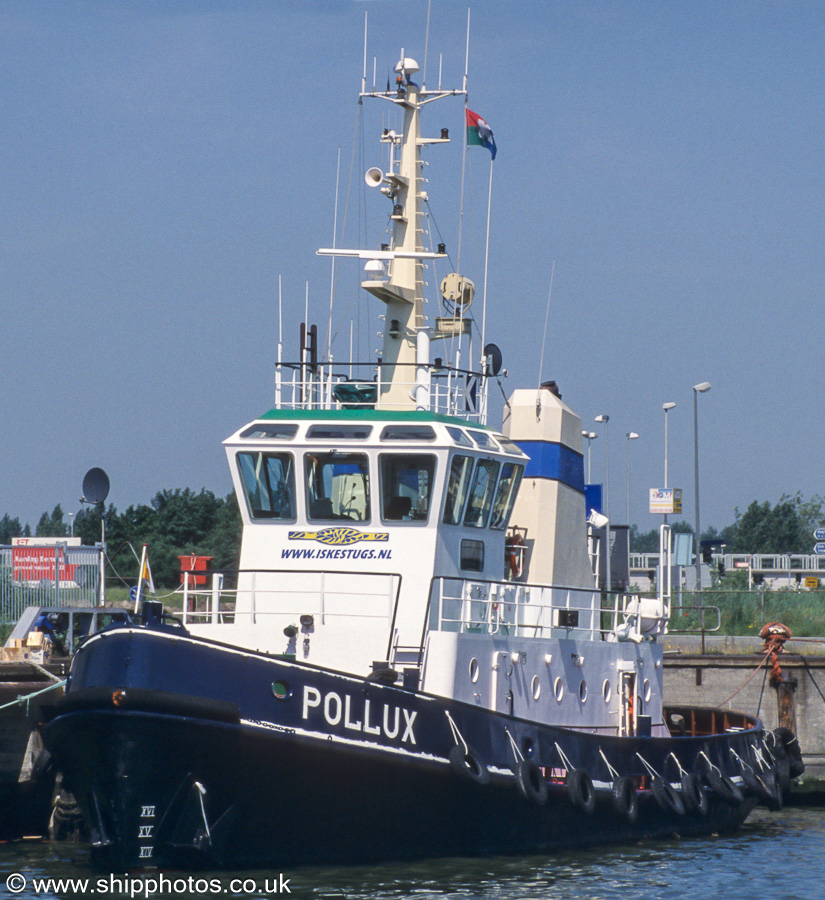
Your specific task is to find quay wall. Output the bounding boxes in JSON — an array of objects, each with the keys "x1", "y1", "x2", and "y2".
[{"x1": 662, "y1": 643, "x2": 825, "y2": 792}]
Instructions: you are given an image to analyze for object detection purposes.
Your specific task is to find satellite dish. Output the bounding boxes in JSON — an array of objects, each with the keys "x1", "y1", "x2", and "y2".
[
  {"x1": 483, "y1": 343, "x2": 503, "y2": 376},
  {"x1": 82, "y1": 467, "x2": 110, "y2": 505}
]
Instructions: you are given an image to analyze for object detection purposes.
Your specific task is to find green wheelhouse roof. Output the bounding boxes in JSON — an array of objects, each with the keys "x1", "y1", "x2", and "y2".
[{"x1": 258, "y1": 408, "x2": 494, "y2": 430}]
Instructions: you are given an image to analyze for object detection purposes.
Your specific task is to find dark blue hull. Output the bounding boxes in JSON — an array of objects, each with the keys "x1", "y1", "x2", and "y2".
[{"x1": 45, "y1": 624, "x2": 776, "y2": 870}]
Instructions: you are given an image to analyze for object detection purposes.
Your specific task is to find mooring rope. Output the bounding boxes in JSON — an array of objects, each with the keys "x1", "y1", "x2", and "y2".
[{"x1": 0, "y1": 678, "x2": 66, "y2": 714}]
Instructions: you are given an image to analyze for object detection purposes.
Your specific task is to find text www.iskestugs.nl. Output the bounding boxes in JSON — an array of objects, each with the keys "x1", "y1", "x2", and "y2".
[{"x1": 5, "y1": 872, "x2": 292, "y2": 897}]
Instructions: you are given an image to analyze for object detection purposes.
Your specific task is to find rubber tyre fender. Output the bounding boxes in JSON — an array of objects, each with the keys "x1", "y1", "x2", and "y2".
[
  {"x1": 515, "y1": 759, "x2": 548, "y2": 805},
  {"x1": 701, "y1": 761, "x2": 744, "y2": 806},
  {"x1": 741, "y1": 767, "x2": 778, "y2": 807},
  {"x1": 566, "y1": 768, "x2": 596, "y2": 814},
  {"x1": 765, "y1": 729, "x2": 787, "y2": 761},
  {"x1": 775, "y1": 727, "x2": 805, "y2": 779},
  {"x1": 448, "y1": 744, "x2": 490, "y2": 785},
  {"x1": 651, "y1": 775, "x2": 686, "y2": 816},
  {"x1": 680, "y1": 771, "x2": 708, "y2": 816},
  {"x1": 611, "y1": 775, "x2": 638, "y2": 823}
]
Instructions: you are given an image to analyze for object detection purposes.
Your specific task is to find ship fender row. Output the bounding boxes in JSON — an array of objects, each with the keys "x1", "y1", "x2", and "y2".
[
  {"x1": 611, "y1": 775, "x2": 638, "y2": 823},
  {"x1": 515, "y1": 759, "x2": 548, "y2": 805},
  {"x1": 772, "y1": 727, "x2": 805, "y2": 779},
  {"x1": 680, "y1": 771, "x2": 709, "y2": 816},
  {"x1": 566, "y1": 768, "x2": 596, "y2": 814},
  {"x1": 699, "y1": 758, "x2": 744, "y2": 806},
  {"x1": 448, "y1": 744, "x2": 490, "y2": 785},
  {"x1": 651, "y1": 775, "x2": 686, "y2": 816},
  {"x1": 740, "y1": 765, "x2": 780, "y2": 809}
]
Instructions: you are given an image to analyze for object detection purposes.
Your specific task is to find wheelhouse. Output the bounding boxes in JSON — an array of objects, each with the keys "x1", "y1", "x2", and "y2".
[{"x1": 226, "y1": 410, "x2": 527, "y2": 582}]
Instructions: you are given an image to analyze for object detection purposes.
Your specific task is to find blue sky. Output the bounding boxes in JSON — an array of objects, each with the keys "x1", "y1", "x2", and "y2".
[{"x1": 1, "y1": 1, "x2": 822, "y2": 538}]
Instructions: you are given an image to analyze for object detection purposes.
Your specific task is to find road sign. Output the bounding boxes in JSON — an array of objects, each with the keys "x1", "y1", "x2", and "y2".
[
  {"x1": 814, "y1": 526, "x2": 825, "y2": 541},
  {"x1": 814, "y1": 542, "x2": 825, "y2": 555}
]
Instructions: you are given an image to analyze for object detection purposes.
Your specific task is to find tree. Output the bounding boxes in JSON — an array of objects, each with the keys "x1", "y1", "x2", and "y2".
[
  {"x1": 720, "y1": 494, "x2": 811, "y2": 554},
  {"x1": 0, "y1": 514, "x2": 24, "y2": 544},
  {"x1": 630, "y1": 520, "x2": 694, "y2": 553},
  {"x1": 35, "y1": 504, "x2": 68, "y2": 537}
]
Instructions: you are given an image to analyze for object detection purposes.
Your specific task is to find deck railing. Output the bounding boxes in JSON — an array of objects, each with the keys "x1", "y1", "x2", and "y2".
[
  {"x1": 426, "y1": 577, "x2": 656, "y2": 643},
  {"x1": 273, "y1": 360, "x2": 490, "y2": 423},
  {"x1": 180, "y1": 568, "x2": 402, "y2": 627}
]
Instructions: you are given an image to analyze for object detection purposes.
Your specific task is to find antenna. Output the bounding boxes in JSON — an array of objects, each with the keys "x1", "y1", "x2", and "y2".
[
  {"x1": 276, "y1": 274, "x2": 283, "y2": 406},
  {"x1": 463, "y1": 8, "x2": 470, "y2": 95},
  {"x1": 325, "y1": 146, "x2": 342, "y2": 362},
  {"x1": 361, "y1": 11, "x2": 368, "y2": 95},
  {"x1": 537, "y1": 260, "x2": 556, "y2": 391},
  {"x1": 479, "y1": 155, "x2": 494, "y2": 363},
  {"x1": 422, "y1": 0, "x2": 432, "y2": 89},
  {"x1": 457, "y1": 10, "x2": 471, "y2": 271}
]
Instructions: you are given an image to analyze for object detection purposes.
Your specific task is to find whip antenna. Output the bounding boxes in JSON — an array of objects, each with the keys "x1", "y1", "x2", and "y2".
[{"x1": 537, "y1": 260, "x2": 556, "y2": 389}]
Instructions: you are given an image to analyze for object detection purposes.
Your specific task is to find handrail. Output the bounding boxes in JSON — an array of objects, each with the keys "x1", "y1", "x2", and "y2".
[
  {"x1": 422, "y1": 576, "x2": 645, "y2": 646},
  {"x1": 181, "y1": 567, "x2": 403, "y2": 628}
]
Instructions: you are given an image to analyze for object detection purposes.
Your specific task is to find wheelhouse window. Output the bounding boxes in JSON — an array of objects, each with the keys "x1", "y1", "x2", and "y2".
[
  {"x1": 237, "y1": 452, "x2": 296, "y2": 520},
  {"x1": 446, "y1": 426, "x2": 473, "y2": 447},
  {"x1": 380, "y1": 454, "x2": 436, "y2": 523},
  {"x1": 380, "y1": 424, "x2": 436, "y2": 442},
  {"x1": 443, "y1": 454, "x2": 474, "y2": 525},
  {"x1": 490, "y1": 463, "x2": 524, "y2": 530},
  {"x1": 306, "y1": 424, "x2": 372, "y2": 440},
  {"x1": 239, "y1": 423, "x2": 299, "y2": 440},
  {"x1": 305, "y1": 452, "x2": 370, "y2": 521},
  {"x1": 464, "y1": 458, "x2": 500, "y2": 528},
  {"x1": 466, "y1": 429, "x2": 499, "y2": 451}
]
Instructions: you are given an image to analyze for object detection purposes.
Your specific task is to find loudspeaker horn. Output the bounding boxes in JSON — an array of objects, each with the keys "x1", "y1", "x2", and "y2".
[{"x1": 365, "y1": 167, "x2": 385, "y2": 188}]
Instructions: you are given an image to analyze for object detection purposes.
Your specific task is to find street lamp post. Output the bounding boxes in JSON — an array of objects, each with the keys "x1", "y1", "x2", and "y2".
[
  {"x1": 693, "y1": 382, "x2": 711, "y2": 606},
  {"x1": 595, "y1": 414, "x2": 610, "y2": 592},
  {"x1": 662, "y1": 402, "x2": 675, "y2": 525},
  {"x1": 625, "y1": 432, "x2": 639, "y2": 525},
  {"x1": 582, "y1": 430, "x2": 598, "y2": 482}
]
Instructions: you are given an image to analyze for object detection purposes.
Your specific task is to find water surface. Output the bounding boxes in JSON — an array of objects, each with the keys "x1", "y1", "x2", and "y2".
[{"x1": 1, "y1": 807, "x2": 822, "y2": 899}]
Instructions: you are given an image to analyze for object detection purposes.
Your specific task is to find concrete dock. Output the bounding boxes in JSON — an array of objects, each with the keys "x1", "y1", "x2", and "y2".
[{"x1": 662, "y1": 636, "x2": 825, "y2": 795}]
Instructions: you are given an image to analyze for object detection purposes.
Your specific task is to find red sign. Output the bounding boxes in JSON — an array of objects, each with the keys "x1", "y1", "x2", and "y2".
[{"x1": 11, "y1": 546, "x2": 77, "y2": 584}]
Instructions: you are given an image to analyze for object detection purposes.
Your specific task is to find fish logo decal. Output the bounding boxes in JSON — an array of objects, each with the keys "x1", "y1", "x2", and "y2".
[{"x1": 288, "y1": 527, "x2": 389, "y2": 546}]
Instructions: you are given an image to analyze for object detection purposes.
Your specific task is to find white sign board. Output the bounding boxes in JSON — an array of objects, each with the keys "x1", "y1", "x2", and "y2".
[{"x1": 649, "y1": 488, "x2": 682, "y2": 515}]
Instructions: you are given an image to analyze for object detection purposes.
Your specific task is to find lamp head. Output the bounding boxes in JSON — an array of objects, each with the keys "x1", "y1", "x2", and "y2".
[
  {"x1": 693, "y1": 382, "x2": 711, "y2": 393},
  {"x1": 663, "y1": 401, "x2": 676, "y2": 411}
]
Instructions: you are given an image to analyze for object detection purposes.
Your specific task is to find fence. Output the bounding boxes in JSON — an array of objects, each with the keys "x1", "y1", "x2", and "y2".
[{"x1": 0, "y1": 543, "x2": 103, "y2": 625}]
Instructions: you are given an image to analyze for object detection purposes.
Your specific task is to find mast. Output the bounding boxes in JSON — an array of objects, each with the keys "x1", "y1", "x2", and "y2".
[
  {"x1": 318, "y1": 52, "x2": 458, "y2": 411},
  {"x1": 363, "y1": 57, "x2": 424, "y2": 407}
]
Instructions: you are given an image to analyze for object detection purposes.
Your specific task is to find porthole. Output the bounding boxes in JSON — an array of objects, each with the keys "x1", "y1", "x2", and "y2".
[
  {"x1": 643, "y1": 679, "x2": 652, "y2": 703},
  {"x1": 554, "y1": 677, "x2": 564, "y2": 702},
  {"x1": 579, "y1": 680, "x2": 588, "y2": 703},
  {"x1": 602, "y1": 679, "x2": 611, "y2": 703},
  {"x1": 469, "y1": 657, "x2": 480, "y2": 683},
  {"x1": 531, "y1": 675, "x2": 541, "y2": 700},
  {"x1": 271, "y1": 680, "x2": 292, "y2": 700}
]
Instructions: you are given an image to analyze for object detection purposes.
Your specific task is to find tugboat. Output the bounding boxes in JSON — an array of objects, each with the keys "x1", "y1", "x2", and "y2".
[{"x1": 46, "y1": 45, "x2": 783, "y2": 870}]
